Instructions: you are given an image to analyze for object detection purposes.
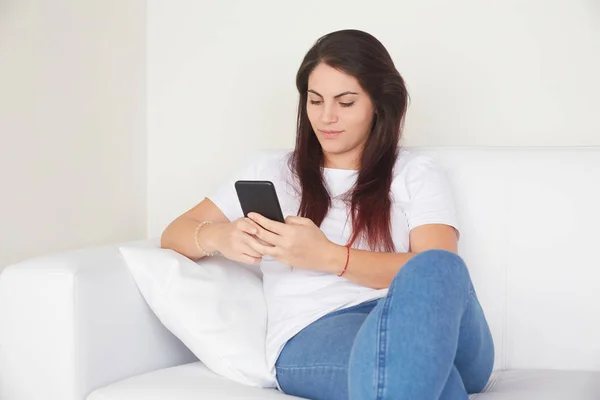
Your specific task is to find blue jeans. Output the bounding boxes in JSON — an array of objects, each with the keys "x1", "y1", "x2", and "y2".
[{"x1": 275, "y1": 250, "x2": 495, "y2": 400}]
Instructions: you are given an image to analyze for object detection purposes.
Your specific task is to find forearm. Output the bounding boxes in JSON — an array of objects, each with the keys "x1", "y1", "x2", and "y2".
[
  {"x1": 160, "y1": 216, "x2": 223, "y2": 260},
  {"x1": 324, "y1": 244, "x2": 417, "y2": 290}
]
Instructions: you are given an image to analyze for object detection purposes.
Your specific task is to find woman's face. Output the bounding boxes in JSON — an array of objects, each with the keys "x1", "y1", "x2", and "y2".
[{"x1": 306, "y1": 63, "x2": 375, "y2": 169}]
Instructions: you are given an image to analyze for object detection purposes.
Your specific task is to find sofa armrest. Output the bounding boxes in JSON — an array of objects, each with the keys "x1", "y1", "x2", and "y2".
[{"x1": 0, "y1": 239, "x2": 197, "y2": 400}]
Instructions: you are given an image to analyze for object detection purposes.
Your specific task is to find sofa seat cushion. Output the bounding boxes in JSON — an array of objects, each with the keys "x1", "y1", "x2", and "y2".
[
  {"x1": 87, "y1": 362, "x2": 301, "y2": 400},
  {"x1": 87, "y1": 362, "x2": 600, "y2": 400},
  {"x1": 472, "y1": 369, "x2": 600, "y2": 399}
]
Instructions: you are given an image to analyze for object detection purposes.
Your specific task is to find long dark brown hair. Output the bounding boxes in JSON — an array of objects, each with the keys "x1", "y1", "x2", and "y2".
[{"x1": 290, "y1": 29, "x2": 409, "y2": 252}]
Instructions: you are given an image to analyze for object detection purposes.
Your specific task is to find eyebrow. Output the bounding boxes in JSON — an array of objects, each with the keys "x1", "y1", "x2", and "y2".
[{"x1": 307, "y1": 89, "x2": 359, "y2": 99}]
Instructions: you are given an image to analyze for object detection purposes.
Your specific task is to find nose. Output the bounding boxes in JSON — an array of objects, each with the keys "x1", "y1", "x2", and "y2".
[{"x1": 320, "y1": 102, "x2": 338, "y2": 124}]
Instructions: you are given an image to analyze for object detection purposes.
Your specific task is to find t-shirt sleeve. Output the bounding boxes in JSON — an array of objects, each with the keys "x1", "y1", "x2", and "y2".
[
  {"x1": 207, "y1": 157, "x2": 262, "y2": 222},
  {"x1": 402, "y1": 155, "x2": 460, "y2": 236}
]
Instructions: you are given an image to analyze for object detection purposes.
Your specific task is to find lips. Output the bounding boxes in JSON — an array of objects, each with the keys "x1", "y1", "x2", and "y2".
[{"x1": 319, "y1": 129, "x2": 343, "y2": 139}]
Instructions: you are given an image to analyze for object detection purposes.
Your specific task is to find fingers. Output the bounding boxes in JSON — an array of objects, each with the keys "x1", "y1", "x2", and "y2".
[
  {"x1": 240, "y1": 238, "x2": 263, "y2": 258},
  {"x1": 245, "y1": 234, "x2": 277, "y2": 257},
  {"x1": 284, "y1": 216, "x2": 311, "y2": 225},
  {"x1": 234, "y1": 218, "x2": 259, "y2": 236},
  {"x1": 246, "y1": 218, "x2": 282, "y2": 246},
  {"x1": 253, "y1": 235, "x2": 274, "y2": 247},
  {"x1": 219, "y1": 219, "x2": 263, "y2": 264},
  {"x1": 233, "y1": 238, "x2": 263, "y2": 264},
  {"x1": 248, "y1": 213, "x2": 287, "y2": 235},
  {"x1": 223, "y1": 217, "x2": 279, "y2": 263},
  {"x1": 235, "y1": 219, "x2": 269, "y2": 251}
]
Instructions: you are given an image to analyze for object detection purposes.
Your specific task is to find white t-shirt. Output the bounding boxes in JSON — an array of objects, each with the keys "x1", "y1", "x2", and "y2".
[{"x1": 209, "y1": 149, "x2": 460, "y2": 378}]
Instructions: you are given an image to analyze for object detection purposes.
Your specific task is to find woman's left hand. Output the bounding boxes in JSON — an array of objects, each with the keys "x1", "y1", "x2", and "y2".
[{"x1": 246, "y1": 213, "x2": 345, "y2": 273}]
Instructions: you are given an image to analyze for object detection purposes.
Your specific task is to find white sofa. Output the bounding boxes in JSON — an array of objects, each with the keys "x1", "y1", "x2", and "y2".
[{"x1": 1, "y1": 147, "x2": 599, "y2": 400}]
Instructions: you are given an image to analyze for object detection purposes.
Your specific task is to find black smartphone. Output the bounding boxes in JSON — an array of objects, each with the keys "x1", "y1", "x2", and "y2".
[{"x1": 234, "y1": 180, "x2": 285, "y2": 223}]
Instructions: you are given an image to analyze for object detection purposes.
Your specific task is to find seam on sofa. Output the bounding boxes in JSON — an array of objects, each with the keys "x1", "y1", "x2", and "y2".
[
  {"x1": 469, "y1": 369, "x2": 501, "y2": 399},
  {"x1": 483, "y1": 370, "x2": 500, "y2": 393},
  {"x1": 502, "y1": 179, "x2": 511, "y2": 371}
]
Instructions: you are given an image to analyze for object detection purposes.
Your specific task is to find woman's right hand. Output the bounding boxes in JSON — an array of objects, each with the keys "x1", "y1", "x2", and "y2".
[{"x1": 208, "y1": 218, "x2": 270, "y2": 265}]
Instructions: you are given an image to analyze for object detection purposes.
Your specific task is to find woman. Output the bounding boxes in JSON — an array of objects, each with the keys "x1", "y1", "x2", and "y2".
[{"x1": 161, "y1": 29, "x2": 494, "y2": 400}]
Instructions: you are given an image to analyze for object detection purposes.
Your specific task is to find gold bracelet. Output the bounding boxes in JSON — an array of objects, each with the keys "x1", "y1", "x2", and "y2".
[{"x1": 194, "y1": 221, "x2": 220, "y2": 257}]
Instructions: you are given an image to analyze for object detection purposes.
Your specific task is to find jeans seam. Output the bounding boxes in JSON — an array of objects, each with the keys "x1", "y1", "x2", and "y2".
[
  {"x1": 460, "y1": 291, "x2": 477, "y2": 332},
  {"x1": 375, "y1": 281, "x2": 396, "y2": 400}
]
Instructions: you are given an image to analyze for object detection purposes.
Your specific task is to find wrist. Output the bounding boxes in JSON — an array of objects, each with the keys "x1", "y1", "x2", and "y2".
[
  {"x1": 196, "y1": 221, "x2": 224, "y2": 254},
  {"x1": 324, "y1": 242, "x2": 348, "y2": 275}
]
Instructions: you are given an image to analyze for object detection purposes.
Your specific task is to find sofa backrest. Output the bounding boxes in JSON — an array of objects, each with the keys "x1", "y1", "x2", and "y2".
[{"x1": 408, "y1": 147, "x2": 600, "y2": 371}]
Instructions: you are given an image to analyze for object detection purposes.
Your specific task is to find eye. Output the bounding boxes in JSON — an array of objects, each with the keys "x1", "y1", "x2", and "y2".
[
  {"x1": 309, "y1": 100, "x2": 322, "y2": 105},
  {"x1": 340, "y1": 102, "x2": 354, "y2": 108}
]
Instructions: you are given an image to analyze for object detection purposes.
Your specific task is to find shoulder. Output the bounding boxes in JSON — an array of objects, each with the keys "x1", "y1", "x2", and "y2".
[
  {"x1": 393, "y1": 149, "x2": 446, "y2": 179},
  {"x1": 391, "y1": 149, "x2": 452, "y2": 197}
]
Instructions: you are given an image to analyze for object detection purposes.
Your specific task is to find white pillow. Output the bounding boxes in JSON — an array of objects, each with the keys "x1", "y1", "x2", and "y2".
[{"x1": 118, "y1": 246, "x2": 276, "y2": 388}]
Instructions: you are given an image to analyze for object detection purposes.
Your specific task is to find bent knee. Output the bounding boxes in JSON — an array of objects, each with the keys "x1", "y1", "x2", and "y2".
[{"x1": 394, "y1": 249, "x2": 470, "y2": 285}]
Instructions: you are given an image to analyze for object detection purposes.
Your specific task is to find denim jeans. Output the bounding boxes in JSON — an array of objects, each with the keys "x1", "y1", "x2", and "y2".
[{"x1": 275, "y1": 250, "x2": 495, "y2": 400}]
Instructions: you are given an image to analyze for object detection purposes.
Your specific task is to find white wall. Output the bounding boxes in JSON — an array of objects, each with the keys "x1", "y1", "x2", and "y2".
[
  {"x1": 0, "y1": 1, "x2": 147, "y2": 272},
  {"x1": 147, "y1": 0, "x2": 600, "y2": 238}
]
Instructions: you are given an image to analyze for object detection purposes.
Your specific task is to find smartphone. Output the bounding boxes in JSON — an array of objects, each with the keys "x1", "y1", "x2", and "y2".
[{"x1": 234, "y1": 180, "x2": 285, "y2": 223}]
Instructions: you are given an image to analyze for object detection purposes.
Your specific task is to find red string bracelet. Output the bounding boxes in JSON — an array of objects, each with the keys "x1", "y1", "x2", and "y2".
[{"x1": 337, "y1": 244, "x2": 351, "y2": 277}]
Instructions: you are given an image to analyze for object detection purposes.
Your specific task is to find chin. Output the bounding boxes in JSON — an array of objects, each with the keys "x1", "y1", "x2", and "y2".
[{"x1": 319, "y1": 141, "x2": 347, "y2": 155}]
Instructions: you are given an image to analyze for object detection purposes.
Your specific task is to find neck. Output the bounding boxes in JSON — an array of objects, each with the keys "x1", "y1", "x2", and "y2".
[{"x1": 323, "y1": 149, "x2": 362, "y2": 170}]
